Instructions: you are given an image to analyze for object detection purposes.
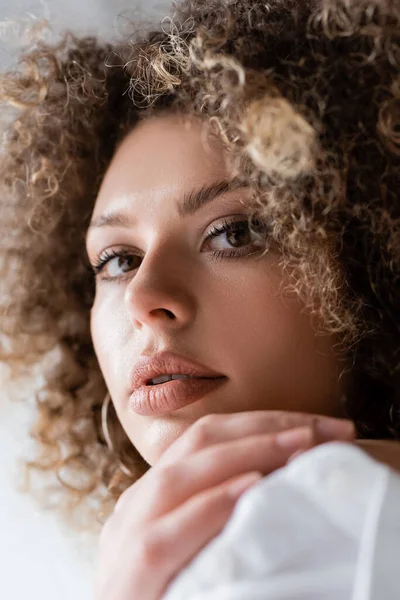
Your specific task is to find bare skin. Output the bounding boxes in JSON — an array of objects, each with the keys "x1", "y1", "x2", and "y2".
[
  {"x1": 86, "y1": 114, "x2": 399, "y2": 600},
  {"x1": 93, "y1": 411, "x2": 400, "y2": 600},
  {"x1": 94, "y1": 412, "x2": 356, "y2": 600},
  {"x1": 86, "y1": 114, "x2": 347, "y2": 466}
]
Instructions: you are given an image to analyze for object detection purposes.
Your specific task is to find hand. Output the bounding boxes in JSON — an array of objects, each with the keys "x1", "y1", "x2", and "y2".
[
  {"x1": 94, "y1": 411, "x2": 355, "y2": 600},
  {"x1": 355, "y1": 438, "x2": 400, "y2": 472}
]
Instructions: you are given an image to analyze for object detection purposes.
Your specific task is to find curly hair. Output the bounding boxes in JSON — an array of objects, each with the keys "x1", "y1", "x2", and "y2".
[{"x1": 0, "y1": 0, "x2": 399, "y2": 532}]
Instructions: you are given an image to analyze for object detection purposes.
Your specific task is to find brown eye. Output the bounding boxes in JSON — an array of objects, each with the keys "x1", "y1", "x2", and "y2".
[
  {"x1": 225, "y1": 222, "x2": 252, "y2": 248},
  {"x1": 92, "y1": 250, "x2": 142, "y2": 279},
  {"x1": 204, "y1": 217, "x2": 267, "y2": 253},
  {"x1": 105, "y1": 254, "x2": 140, "y2": 277}
]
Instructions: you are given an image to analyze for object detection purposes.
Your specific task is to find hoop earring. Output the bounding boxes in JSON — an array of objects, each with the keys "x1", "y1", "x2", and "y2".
[
  {"x1": 101, "y1": 392, "x2": 133, "y2": 478},
  {"x1": 389, "y1": 404, "x2": 400, "y2": 429}
]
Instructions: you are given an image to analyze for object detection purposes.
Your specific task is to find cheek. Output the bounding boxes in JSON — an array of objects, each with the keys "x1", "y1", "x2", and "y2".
[
  {"x1": 210, "y1": 263, "x2": 339, "y2": 410},
  {"x1": 90, "y1": 301, "x2": 109, "y2": 381},
  {"x1": 214, "y1": 278, "x2": 302, "y2": 368},
  {"x1": 209, "y1": 260, "x2": 292, "y2": 352},
  {"x1": 90, "y1": 292, "x2": 129, "y2": 393}
]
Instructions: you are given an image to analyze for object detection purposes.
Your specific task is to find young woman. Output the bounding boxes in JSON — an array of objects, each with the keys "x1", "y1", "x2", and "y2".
[{"x1": 0, "y1": 0, "x2": 399, "y2": 598}]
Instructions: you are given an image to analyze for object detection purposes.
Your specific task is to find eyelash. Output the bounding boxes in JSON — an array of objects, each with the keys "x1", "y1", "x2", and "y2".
[{"x1": 90, "y1": 217, "x2": 265, "y2": 282}]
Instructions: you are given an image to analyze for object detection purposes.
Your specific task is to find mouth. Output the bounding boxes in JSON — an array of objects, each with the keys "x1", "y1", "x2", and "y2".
[
  {"x1": 130, "y1": 374, "x2": 227, "y2": 416},
  {"x1": 129, "y1": 351, "x2": 227, "y2": 416},
  {"x1": 146, "y1": 373, "x2": 216, "y2": 386}
]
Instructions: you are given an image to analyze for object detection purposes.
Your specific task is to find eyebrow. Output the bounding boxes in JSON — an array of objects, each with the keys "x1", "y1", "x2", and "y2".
[{"x1": 88, "y1": 177, "x2": 247, "y2": 230}]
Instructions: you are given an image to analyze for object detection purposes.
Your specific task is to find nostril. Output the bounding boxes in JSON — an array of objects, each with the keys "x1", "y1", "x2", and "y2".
[
  {"x1": 160, "y1": 309, "x2": 175, "y2": 319},
  {"x1": 150, "y1": 308, "x2": 176, "y2": 320}
]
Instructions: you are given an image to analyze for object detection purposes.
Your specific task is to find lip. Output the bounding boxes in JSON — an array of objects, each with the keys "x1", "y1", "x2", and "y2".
[{"x1": 129, "y1": 351, "x2": 227, "y2": 416}]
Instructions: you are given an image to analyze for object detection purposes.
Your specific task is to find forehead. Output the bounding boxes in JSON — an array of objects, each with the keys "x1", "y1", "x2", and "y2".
[{"x1": 94, "y1": 114, "x2": 232, "y2": 215}]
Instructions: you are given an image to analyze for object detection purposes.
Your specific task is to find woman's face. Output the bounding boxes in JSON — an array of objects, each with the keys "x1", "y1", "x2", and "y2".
[{"x1": 86, "y1": 113, "x2": 344, "y2": 466}]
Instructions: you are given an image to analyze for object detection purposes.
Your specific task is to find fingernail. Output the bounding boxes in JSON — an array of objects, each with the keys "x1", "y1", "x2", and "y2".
[
  {"x1": 275, "y1": 426, "x2": 314, "y2": 452},
  {"x1": 315, "y1": 418, "x2": 355, "y2": 441},
  {"x1": 228, "y1": 471, "x2": 263, "y2": 499}
]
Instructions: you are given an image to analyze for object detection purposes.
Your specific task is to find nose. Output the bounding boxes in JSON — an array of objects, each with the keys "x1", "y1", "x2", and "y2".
[{"x1": 123, "y1": 247, "x2": 196, "y2": 332}]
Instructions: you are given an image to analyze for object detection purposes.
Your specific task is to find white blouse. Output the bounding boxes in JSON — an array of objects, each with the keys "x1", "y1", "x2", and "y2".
[{"x1": 164, "y1": 442, "x2": 400, "y2": 600}]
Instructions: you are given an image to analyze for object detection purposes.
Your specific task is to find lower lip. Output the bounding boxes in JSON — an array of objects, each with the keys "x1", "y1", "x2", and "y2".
[{"x1": 129, "y1": 377, "x2": 227, "y2": 416}]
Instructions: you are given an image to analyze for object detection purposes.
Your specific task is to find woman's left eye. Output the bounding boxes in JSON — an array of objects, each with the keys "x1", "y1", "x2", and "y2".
[{"x1": 202, "y1": 217, "x2": 267, "y2": 256}]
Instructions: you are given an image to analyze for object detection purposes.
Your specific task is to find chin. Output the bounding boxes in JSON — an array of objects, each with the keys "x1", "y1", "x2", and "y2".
[
  {"x1": 131, "y1": 414, "x2": 197, "y2": 466},
  {"x1": 139, "y1": 441, "x2": 175, "y2": 467}
]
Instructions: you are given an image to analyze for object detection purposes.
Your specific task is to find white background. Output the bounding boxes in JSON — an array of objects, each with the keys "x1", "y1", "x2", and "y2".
[
  {"x1": 0, "y1": 2, "x2": 170, "y2": 598},
  {"x1": 0, "y1": 1, "x2": 171, "y2": 65}
]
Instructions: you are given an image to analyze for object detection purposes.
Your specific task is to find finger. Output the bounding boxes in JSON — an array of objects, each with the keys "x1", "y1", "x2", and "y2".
[
  {"x1": 132, "y1": 471, "x2": 263, "y2": 600},
  {"x1": 143, "y1": 425, "x2": 316, "y2": 520},
  {"x1": 224, "y1": 411, "x2": 355, "y2": 440},
  {"x1": 160, "y1": 410, "x2": 355, "y2": 465},
  {"x1": 114, "y1": 425, "x2": 315, "y2": 521}
]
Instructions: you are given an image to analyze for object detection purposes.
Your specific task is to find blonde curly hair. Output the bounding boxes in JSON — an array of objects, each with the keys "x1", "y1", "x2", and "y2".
[{"x1": 0, "y1": 0, "x2": 399, "y2": 532}]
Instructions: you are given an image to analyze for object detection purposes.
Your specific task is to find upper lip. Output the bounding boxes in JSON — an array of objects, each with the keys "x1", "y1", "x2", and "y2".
[{"x1": 130, "y1": 351, "x2": 225, "y2": 390}]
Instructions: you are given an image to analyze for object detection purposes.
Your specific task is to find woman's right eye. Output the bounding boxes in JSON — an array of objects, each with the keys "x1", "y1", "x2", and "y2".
[{"x1": 91, "y1": 249, "x2": 142, "y2": 280}]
